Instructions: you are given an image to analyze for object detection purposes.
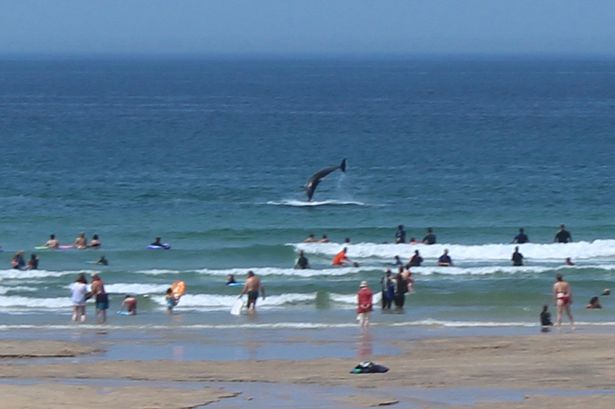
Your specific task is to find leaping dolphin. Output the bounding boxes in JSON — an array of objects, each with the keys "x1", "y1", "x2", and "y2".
[{"x1": 305, "y1": 159, "x2": 346, "y2": 201}]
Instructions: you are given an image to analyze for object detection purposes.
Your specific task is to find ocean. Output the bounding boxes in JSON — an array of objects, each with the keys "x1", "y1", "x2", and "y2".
[{"x1": 1, "y1": 56, "x2": 614, "y2": 331}]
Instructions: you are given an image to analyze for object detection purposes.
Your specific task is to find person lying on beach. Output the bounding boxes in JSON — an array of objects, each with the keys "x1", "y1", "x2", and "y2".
[{"x1": 586, "y1": 296, "x2": 602, "y2": 309}]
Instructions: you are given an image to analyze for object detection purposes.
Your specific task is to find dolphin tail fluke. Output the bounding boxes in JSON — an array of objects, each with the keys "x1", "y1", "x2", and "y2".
[{"x1": 340, "y1": 158, "x2": 347, "y2": 173}]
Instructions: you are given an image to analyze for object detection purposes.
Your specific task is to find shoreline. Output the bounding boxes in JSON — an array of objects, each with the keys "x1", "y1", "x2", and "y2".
[{"x1": 1, "y1": 329, "x2": 615, "y2": 408}]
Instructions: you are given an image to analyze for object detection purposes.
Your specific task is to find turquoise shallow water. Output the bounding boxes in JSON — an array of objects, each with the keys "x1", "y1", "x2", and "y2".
[{"x1": 0, "y1": 57, "x2": 614, "y2": 329}]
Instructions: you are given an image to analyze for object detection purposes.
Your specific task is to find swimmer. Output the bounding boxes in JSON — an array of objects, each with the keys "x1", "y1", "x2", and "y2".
[
  {"x1": 11, "y1": 251, "x2": 26, "y2": 270},
  {"x1": 602, "y1": 289, "x2": 611, "y2": 296},
  {"x1": 512, "y1": 228, "x2": 529, "y2": 244},
  {"x1": 45, "y1": 234, "x2": 60, "y2": 249},
  {"x1": 408, "y1": 250, "x2": 423, "y2": 267},
  {"x1": 96, "y1": 256, "x2": 108, "y2": 266},
  {"x1": 121, "y1": 295, "x2": 137, "y2": 315},
  {"x1": 151, "y1": 237, "x2": 163, "y2": 247},
  {"x1": 554, "y1": 224, "x2": 572, "y2": 243},
  {"x1": 395, "y1": 225, "x2": 406, "y2": 244},
  {"x1": 565, "y1": 257, "x2": 575, "y2": 266},
  {"x1": 74, "y1": 232, "x2": 87, "y2": 249},
  {"x1": 511, "y1": 246, "x2": 524, "y2": 266},
  {"x1": 586, "y1": 296, "x2": 601, "y2": 309},
  {"x1": 540, "y1": 305, "x2": 553, "y2": 332},
  {"x1": 553, "y1": 274, "x2": 574, "y2": 328},
  {"x1": 226, "y1": 274, "x2": 237, "y2": 285},
  {"x1": 437, "y1": 249, "x2": 453, "y2": 267},
  {"x1": 240, "y1": 271, "x2": 265, "y2": 313},
  {"x1": 394, "y1": 255, "x2": 403, "y2": 266},
  {"x1": 422, "y1": 228, "x2": 436, "y2": 245},
  {"x1": 294, "y1": 250, "x2": 310, "y2": 269},
  {"x1": 304, "y1": 234, "x2": 317, "y2": 243},
  {"x1": 90, "y1": 234, "x2": 101, "y2": 248},
  {"x1": 27, "y1": 253, "x2": 39, "y2": 270},
  {"x1": 319, "y1": 234, "x2": 330, "y2": 243},
  {"x1": 332, "y1": 247, "x2": 355, "y2": 267}
]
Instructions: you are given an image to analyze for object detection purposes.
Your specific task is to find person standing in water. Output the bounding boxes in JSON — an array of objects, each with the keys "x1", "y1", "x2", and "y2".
[
  {"x1": 240, "y1": 271, "x2": 266, "y2": 313},
  {"x1": 394, "y1": 225, "x2": 406, "y2": 244},
  {"x1": 422, "y1": 228, "x2": 436, "y2": 245},
  {"x1": 356, "y1": 281, "x2": 373, "y2": 329},
  {"x1": 295, "y1": 250, "x2": 310, "y2": 269},
  {"x1": 70, "y1": 273, "x2": 88, "y2": 322},
  {"x1": 90, "y1": 273, "x2": 109, "y2": 324},
  {"x1": 512, "y1": 228, "x2": 529, "y2": 244},
  {"x1": 554, "y1": 224, "x2": 572, "y2": 243},
  {"x1": 553, "y1": 274, "x2": 574, "y2": 328},
  {"x1": 511, "y1": 246, "x2": 524, "y2": 266}
]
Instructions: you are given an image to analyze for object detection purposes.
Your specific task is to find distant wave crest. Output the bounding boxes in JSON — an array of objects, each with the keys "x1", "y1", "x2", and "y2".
[{"x1": 267, "y1": 199, "x2": 366, "y2": 207}]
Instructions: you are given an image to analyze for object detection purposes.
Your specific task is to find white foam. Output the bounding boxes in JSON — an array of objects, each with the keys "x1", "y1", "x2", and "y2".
[
  {"x1": 0, "y1": 296, "x2": 72, "y2": 310},
  {"x1": 104, "y1": 283, "x2": 169, "y2": 295},
  {"x1": 150, "y1": 292, "x2": 317, "y2": 311},
  {"x1": 0, "y1": 269, "x2": 84, "y2": 280},
  {"x1": 193, "y1": 267, "x2": 361, "y2": 278},
  {"x1": 135, "y1": 269, "x2": 180, "y2": 276},
  {"x1": 293, "y1": 240, "x2": 615, "y2": 262}
]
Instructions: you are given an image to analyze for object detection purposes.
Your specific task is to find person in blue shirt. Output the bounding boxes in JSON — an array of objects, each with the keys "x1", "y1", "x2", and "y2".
[{"x1": 438, "y1": 249, "x2": 453, "y2": 266}]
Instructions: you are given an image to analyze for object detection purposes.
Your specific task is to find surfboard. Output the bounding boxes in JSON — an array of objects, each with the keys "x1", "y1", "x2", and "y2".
[
  {"x1": 116, "y1": 311, "x2": 133, "y2": 316},
  {"x1": 147, "y1": 244, "x2": 171, "y2": 250},
  {"x1": 230, "y1": 298, "x2": 244, "y2": 316},
  {"x1": 171, "y1": 280, "x2": 186, "y2": 298},
  {"x1": 226, "y1": 282, "x2": 243, "y2": 287},
  {"x1": 34, "y1": 245, "x2": 74, "y2": 250}
]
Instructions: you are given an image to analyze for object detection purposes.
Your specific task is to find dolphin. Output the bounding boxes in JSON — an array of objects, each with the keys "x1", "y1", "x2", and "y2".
[{"x1": 305, "y1": 159, "x2": 347, "y2": 201}]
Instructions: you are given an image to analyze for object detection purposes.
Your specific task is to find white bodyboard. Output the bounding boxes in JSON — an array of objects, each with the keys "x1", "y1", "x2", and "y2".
[{"x1": 230, "y1": 298, "x2": 244, "y2": 316}]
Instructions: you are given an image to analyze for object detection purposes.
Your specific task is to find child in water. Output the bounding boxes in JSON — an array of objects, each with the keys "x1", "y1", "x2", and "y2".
[
  {"x1": 540, "y1": 305, "x2": 553, "y2": 332},
  {"x1": 165, "y1": 288, "x2": 179, "y2": 313}
]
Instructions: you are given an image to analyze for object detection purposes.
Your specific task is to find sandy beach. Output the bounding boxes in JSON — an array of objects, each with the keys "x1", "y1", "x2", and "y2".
[{"x1": 1, "y1": 331, "x2": 614, "y2": 408}]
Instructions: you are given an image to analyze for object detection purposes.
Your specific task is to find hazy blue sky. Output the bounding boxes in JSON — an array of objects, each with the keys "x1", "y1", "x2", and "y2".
[{"x1": 1, "y1": 0, "x2": 614, "y2": 56}]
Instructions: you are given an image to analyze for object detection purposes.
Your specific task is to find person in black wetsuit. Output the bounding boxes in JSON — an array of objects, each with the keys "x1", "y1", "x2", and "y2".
[
  {"x1": 554, "y1": 224, "x2": 572, "y2": 243},
  {"x1": 395, "y1": 225, "x2": 406, "y2": 244},
  {"x1": 512, "y1": 228, "x2": 529, "y2": 244},
  {"x1": 422, "y1": 228, "x2": 436, "y2": 245},
  {"x1": 294, "y1": 250, "x2": 310, "y2": 269},
  {"x1": 407, "y1": 250, "x2": 423, "y2": 267},
  {"x1": 511, "y1": 246, "x2": 524, "y2": 266},
  {"x1": 540, "y1": 305, "x2": 553, "y2": 332}
]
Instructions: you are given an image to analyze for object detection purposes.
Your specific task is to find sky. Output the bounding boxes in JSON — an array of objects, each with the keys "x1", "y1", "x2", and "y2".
[{"x1": 1, "y1": 0, "x2": 615, "y2": 56}]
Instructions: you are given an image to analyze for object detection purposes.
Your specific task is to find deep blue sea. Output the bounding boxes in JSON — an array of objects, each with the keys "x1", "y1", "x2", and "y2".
[{"x1": 1, "y1": 57, "x2": 614, "y2": 330}]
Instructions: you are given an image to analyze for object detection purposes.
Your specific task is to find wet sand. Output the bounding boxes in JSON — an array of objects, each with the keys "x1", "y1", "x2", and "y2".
[{"x1": 1, "y1": 332, "x2": 614, "y2": 408}]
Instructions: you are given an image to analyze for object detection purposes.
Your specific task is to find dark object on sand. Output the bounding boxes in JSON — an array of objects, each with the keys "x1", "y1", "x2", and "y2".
[{"x1": 350, "y1": 361, "x2": 389, "y2": 374}]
